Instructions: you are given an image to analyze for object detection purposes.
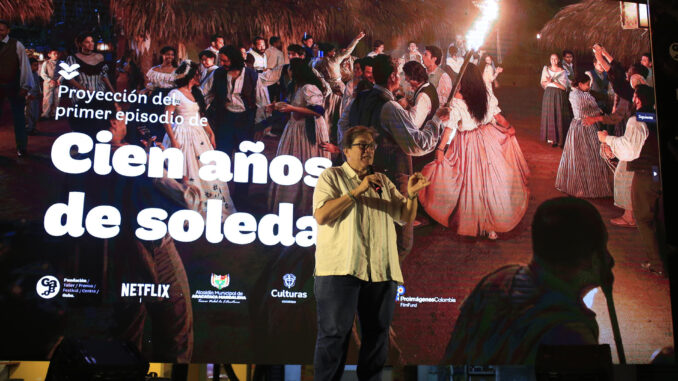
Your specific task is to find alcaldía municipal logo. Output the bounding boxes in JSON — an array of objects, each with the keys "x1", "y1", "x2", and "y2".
[{"x1": 211, "y1": 274, "x2": 230, "y2": 290}]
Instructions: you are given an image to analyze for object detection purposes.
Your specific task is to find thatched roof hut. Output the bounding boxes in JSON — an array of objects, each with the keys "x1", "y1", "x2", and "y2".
[
  {"x1": 111, "y1": 0, "x2": 471, "y2": 51},
  {"x1": 0, "y1": 0, "x2": 53, "y2": 24},
  {"x1": 538, "y1": 0, "x2": 649, "y2": 65}
]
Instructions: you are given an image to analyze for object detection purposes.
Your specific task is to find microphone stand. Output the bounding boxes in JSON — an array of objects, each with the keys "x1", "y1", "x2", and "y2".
[{"x1": 601, "y1": 282, "x2": 626, "y2": 364}]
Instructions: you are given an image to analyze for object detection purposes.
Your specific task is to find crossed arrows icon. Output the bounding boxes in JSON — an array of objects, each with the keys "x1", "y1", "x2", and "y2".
[{"x1": 58, "y1": 62, "x2": 80, "y2": 80}]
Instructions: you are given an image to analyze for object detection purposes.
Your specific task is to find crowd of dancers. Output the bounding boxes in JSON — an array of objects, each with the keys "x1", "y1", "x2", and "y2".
[
  {"x1": 3, "y1": 23, "x2": 661, "y2": 261},
  {"x1": 540, "y1": 45, "x2": 662, "y2": 273},
  {"x1": 7, "y1": 28, "x2": 523, "y2": 243}
]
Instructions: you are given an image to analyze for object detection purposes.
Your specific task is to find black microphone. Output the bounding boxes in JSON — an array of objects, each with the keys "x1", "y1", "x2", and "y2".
[{"x1": 367, "y1": 165, "x2": 382, "y2": 197}]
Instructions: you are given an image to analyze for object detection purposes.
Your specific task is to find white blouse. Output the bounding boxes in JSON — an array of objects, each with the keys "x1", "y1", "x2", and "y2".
[
  {"x1": 540, "y1": 66, "x2": 569, "y2": 90},
  {"x1": 146, "y1": 66, "x2": 177, "y2": 90},
  {"x1": 448, "y1": 92, "x2": 502, "y2": 132}
]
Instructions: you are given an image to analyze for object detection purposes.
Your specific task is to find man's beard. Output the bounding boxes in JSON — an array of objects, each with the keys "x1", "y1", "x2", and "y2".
[{"x1": 255, "y1": 48, "x2": 265, "y2": 55}]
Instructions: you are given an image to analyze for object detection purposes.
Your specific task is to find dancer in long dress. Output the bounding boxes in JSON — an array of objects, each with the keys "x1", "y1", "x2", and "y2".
[
  {"x1": 540, "y1": 53, "x2": 571, "y2": 147},
  {"x1": 63, "y1": 32, "x2": 118, "y2": 137},
  {"x1": 268, "y1": 58, "x2": 332, "y2": 216},
  {"x1": 130, "y1": 46, "x2": 178, "y2": 145},
  {"x1": 162, "y1": 60, "x2": 235, "y2": 219},
  {"x1": 479, "y1": 53, "x2": 502, "y2": 97},
  {"x1": 555, "y1": 73, "x2": 613, "y2": 198},
  {"x1": 419, "y1": 63, "x2": 529, "y2": 239}
]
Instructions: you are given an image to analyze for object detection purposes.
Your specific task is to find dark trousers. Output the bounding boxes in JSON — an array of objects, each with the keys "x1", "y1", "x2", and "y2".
[
  {"x1": 374, "y1": 142, "x2": 413, "y2": 258},
  {"x1": 112, "y1": 235, "x2": 194, "y2": 363},
  {"x1": 215, "y1": 109, "x2": 254, "y2": 156},
  {"x1": 267, "y1": 83, "x2": 281, "y2": 103},
  {"x1": 314, "y1": 275, "x2": 397, "y2": 381},
  {"x1": 0, "y1": 84, "x2": 27, "y2": 151},
  {"x1": 216, "y1": 109, "x2": 255, "y2": 208},
  {"x1": 632, "y1": 170, "x2": 666, "y2": 270}
]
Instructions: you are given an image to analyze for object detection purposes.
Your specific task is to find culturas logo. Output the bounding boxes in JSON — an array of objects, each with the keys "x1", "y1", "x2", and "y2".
[
  {"x1": 211, "y1": 274, "x2": 230, "y2": 290},
  {"x1": 36, "y1": 275, "x2": 60, "y2": 299},
  {"x1": 283, "y1": 273, "x2": 296, "y2": 289},
  {"x1": 121, "y1": 283, "x2": 170, "y2": 298},
  {"x1": 271, "y1": 274, "x2": 307, "y2": 303}
]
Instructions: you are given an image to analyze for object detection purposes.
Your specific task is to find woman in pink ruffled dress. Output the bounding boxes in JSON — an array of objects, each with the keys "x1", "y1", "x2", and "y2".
[{"x1": 419, "y1": 63, "x2": 529, "y2": 239}]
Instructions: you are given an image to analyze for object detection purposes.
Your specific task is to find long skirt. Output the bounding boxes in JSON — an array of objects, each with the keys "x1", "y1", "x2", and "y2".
[
  {"x1": 419, "y1": 122, "x2": 530, "y2": 237},
  {"x1": 555, "y1": 119, "x2": 613, "y2": 198},
  {"x1": 268, "y1": 115, "x2": 332, "y2": 217},
  {"x1": 540, "y1": 87, "x2": 572, "y2": 147}
]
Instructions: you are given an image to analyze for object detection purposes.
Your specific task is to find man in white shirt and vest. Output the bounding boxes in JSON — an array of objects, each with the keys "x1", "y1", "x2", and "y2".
[
  {"x1": 247, "y1": 36, "x2": 267, "y2": 73},
  {"x1": 312, "y1": 126, "x2": 431, "y2": 380}
]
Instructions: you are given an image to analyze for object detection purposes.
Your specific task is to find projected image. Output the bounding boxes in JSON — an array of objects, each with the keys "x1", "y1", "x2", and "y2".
[{"x1": 0, "y1": 0, "x2": 672, "y2": 366}]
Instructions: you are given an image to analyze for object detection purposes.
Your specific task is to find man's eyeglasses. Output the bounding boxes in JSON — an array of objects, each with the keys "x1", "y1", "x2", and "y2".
[{"x1": 351, "y1": 142, "x2": 378, "y2": 151}]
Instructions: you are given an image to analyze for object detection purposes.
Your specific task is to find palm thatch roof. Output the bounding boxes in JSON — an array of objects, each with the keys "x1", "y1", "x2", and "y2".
[
  {"x1": 538, "y1": 0, "x2": 649, "y2": 64},
  {"x1": 111, "y1": 0, "x2": 471, "y2": 47},
  {"x1": 0, "y1": 0, "x2": 53, "y2": 24}
]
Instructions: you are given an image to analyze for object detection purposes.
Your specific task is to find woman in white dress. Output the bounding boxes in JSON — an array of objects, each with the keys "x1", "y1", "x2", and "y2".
[
  {"x1": 420, "y1": 63, "x2": 530, "y2": 239},
  {"x1": 131, "y1": 46, "x2": 178, "y2": 143},
  {"x1": 162, "y1": 61, "x2": 235, "y2": 219},
  {"x1": 479, "y1": 54, "x2": 503, "y2": 97},
  {"x1": 268, "y1": 58, "x2": 332, "y2": 217}
]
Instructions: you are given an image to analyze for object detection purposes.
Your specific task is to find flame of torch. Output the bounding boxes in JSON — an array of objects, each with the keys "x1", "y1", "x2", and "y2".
[
  {"x1": 466, "y1": 0, "x2": 500, "y2": 51},
  {"x1": 445, "y1": 0, "x2": 500, "y2": 107}
]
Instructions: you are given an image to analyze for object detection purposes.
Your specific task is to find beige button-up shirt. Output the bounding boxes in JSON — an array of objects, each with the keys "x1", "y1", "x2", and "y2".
[{"x1": 313, "y1": 162, "x2": 406, "y2": 283}]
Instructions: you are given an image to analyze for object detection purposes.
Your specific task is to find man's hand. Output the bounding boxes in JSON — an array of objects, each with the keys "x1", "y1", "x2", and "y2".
[
  {"x1": 397, "y1": 97, "x2": 409, "y2": 109},
  {"x1": 436, "y1": 107, "x2": 450, "y2": 122},
  {"x1": 597, "y1": 130, "x2": 609, "y2": 143},
  {"x1": 357, "y1": 31, "x2": 366, "y2": 40},
  {"x1": 584, "y1": 116, "x2": 600, "y2": 126},
  {"x1": 18, "y1": 88, "x2": 28, "y2": 98},
  {"x1": 601, "y1": 143, "x2": 614, "y2": 159},
  {"x1": 353, "y1": 174, "x2": 382, "y2": 197},
  {"x1": 407, "y1": 172, "x2": 431, "y2": 198}
]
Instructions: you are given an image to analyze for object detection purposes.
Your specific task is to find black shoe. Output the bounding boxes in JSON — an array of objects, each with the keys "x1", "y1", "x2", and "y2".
[
  {"x1": 17, "y1": 149, "x2": 27, "y2": 157},
  {"x1": 27, "y1": 129, "x2": 40, "y2": 136}
]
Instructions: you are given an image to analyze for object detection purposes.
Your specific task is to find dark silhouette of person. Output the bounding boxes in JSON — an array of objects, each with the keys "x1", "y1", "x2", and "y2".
[{"x1": 443, "y1": 197, "x2": 614, "y2": 365}]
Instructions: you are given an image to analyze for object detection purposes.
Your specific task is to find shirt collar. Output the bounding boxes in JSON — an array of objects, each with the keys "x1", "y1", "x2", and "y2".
[
  {"x1": 341, "y1": 161, "x2": 360, "y2": 180},
  {"x1": 373, "y1": 84, "x2": 394, "y2": 101},
  {"x1": 248, "y1": 49, "x2": 264, "y2": 58},
  {"x1": 228, "y1": 69, "x2": 245, "y2": 80},
  {"x1": 2, "y1": 36, "x2": 9, "y2": 43}
]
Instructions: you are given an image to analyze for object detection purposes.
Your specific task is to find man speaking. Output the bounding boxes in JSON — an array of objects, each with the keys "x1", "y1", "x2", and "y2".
[{"x1": 312, "y1": 125, "x2": 433, "y2": 380}]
